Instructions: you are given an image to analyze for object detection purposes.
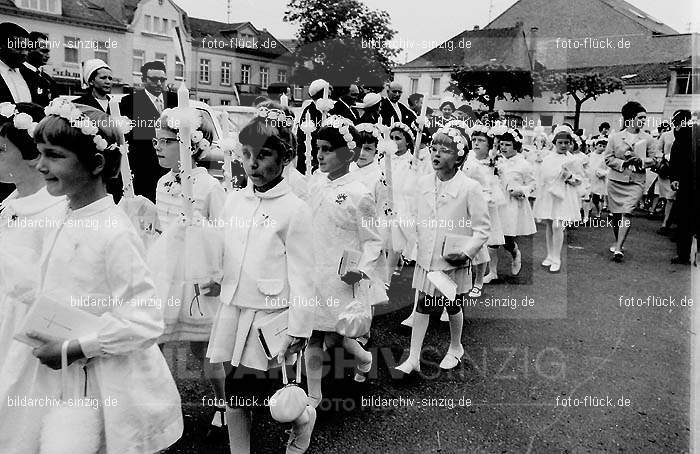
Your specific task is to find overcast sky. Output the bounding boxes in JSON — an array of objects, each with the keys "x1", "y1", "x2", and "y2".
[{"x1": 173, "y1": 0, "x2": 699, "y2": 62}]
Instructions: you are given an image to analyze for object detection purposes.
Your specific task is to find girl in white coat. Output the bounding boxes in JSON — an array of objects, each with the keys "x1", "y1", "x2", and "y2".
[
  {"x1": 532, "y1": 127, "x2": 585, "y2": 272},
  {"x1": 204, "y1": 105, "x2": 317, "y2": 454},
  {"x1": 494, "y1": 128, "x2": 536, "y2": 278},
  {"x1": 2, "y1": 102, "x2": 183, "y2": 454},
  {"x1": 306, "y1": 116, "x2": 385, "y2": 407},
  {"x1": 395, "y1": 126, "x2": 490, "y2": 375},
  {"x1": 462, "y1": 124, "x2": 505, "y2": 292}
]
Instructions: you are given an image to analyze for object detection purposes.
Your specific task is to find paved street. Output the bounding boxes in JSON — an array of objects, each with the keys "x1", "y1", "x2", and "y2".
[{"x1": 165, "y1": 214, "x2": 692, "y2": 453}]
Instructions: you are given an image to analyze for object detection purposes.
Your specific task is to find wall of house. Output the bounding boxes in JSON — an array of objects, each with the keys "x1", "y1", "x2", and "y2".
[
  {"x1": 129, "y1": 0, "x2": 192, "y2": 88},
  {"x1": 1, "y1": 15, "x2": 129, "y2": 94}
]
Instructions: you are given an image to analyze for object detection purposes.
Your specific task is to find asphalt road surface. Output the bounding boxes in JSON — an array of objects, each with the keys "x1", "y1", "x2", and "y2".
[{"x1": 164, "y1": 214, "x2": 692, "y2": 453}]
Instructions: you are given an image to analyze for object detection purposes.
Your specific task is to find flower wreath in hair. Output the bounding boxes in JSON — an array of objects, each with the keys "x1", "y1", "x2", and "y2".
[
  {"x1": 162, "y1": 107, "x2": 211, "y2": 157},
  {"x1": 496, "y1": 127, "x2": 523, "y2": 144},
  {"x1": 355, "y1": 123, "x2": 382, "y2": 142},
  {"x1": 389, "y1": 121, "x2": 415, "y2": 144},
  {"x1": 0, "y1": 102, "x2": 39, "y2": 138},
  {"x1": 257, "y1": 106, "x2": 295, "y2": 128},
  {"x1": 470, "y1": 122, "x2": 490, "y2": 136},
  {"x1": 432, "y1": 126, "x2": 468, "y2": 157},
  {"x1": 322, "y1": 115, "x2": 357, "y2": 151},
  {"x1": 488, "y1": 121, "x2": 509, "y2": 138},
  {"x1": 43, "y1": 98, "x2": 132, "y2": 153}
]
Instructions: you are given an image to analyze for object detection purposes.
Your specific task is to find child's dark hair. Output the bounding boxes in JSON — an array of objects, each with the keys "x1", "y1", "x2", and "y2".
[
  {"x1": 356, "y1": 130, "x2": 378, "y2": 148},
  {"x1": 469, "y1": 129, "x2": 492, "y2": 149},
  {"x1": 0, "y1": 102, "x2": 44, "y2": 160},
  {"x1": 238, "y1": 101, "x2": 296, "y2": 163},
  {"x1": 157, "y1": 108, "x2": 216, "y2": 162},
  {"x1": 621, "y1": 101, "x2": 646, "y2": 121},
  {"x1": 316, "y1": 123, "x2": 359, "y2": 161},
  {"x1": 34, "y1": 105, "x2": 122, "y2": 181},
  {"x1": 497, "y1": 129, "x2": 523, "y2": 151}
]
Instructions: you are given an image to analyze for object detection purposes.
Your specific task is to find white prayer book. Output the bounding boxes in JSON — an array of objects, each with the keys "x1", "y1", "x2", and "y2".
[
  {"x1": 441, "y1": 233, "x2": 472, "y2": 257},
  {"x1": 255, "y1": 310, "x2": 289, "y2": 360},
  {"x1": 14, "y1": 296, "x2": 107, "y2": 348},
  {"x1": 427, "y1": 271, "x2": 458, "y2": 301},
  {"x1": 338, "y1": 249, "x2": 362, "y2": 276}
]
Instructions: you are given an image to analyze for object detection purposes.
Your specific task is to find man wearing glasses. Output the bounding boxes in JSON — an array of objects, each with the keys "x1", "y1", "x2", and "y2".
[
  {"x1": 120, "y1": 61, "x2": 173, "y2": 202},
  {"x1": 379, "y1": 81, "x2": 416, "y2": 127}
]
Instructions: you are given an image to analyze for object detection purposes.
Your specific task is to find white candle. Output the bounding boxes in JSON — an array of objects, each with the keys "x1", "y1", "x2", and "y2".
[
  {"x1": 280, "y1": 93, "x2": 289, "y2": 107},
  {"x1": 109, "y1": 99, "x2": 135, "y2": 198},
  {"x1": 177, "y1": 83, "x2": 194, "y2": 222},
  {"x1": 304, "y1": 112, "x2": 313, "y2": 177},
  {"x1": 413, "y1": 94, "x2": 428, "y2": 152}
]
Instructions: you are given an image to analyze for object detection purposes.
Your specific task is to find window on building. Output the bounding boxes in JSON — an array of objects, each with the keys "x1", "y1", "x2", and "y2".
[
  {"x1": 199, "y1": 98, "x2": 210, "y2": 104},
  {"x1": 410, "y1": 78, "x2": 419, "y2": 94},
  {"x1": 675, "y1": 71, "x2": 699, "y2": 95},
  {"x1": 539, "y1": 115, "x2": 554, "y2": 127},
  {"x1": 199, "y1": 59, "x2": 210, "y2": 83},
  {"x1": 132, "y1": 49, "x2": 145, "y2": 74},
  {"x1": 20, "y1": 0, "x2": 58, "y2": 13},
  {"x1": 155, "y1": 53, "x2": 167, "y2": 68},
  {"x1": 293, "y1": 85, "x2": 303, "y2": 100},
  {"x1": 64, "y1": 36, "x2": 79, "y2": 63},
  {"x1": 241, "y1": 64, "x2": 251, "y2": 84},
  {"x1": 260, "y1": 67, "x2": 269, "y2": 89},
  {"x1": 162, "y1": 18, "x2": 169, "y2": 34},
  {"x1": 431, "y1": 78, "x2": 441, "y2": 96},
  {"x1": 175, "y1": 56, "x2": 184, "y2": 79},
  {"x1": 94, "y1": 41, "x2": 109, "y2": 64},
  {"x1": 144, "y1": 15, "x2": 152, "y2": 32},
  {"x1": 278, "y1": 69, "x2": 287, "y2": 83},
  {"x1": 220, "y1": 99, "x2": 231, "y2": 106},
  {"x1": 221, "y1": 61, "x2": 231, "y2": 85}
]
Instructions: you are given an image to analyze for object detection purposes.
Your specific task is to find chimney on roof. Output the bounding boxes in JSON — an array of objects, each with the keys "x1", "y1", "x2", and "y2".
[
  {"x1": 473, "y1": 25, "x2": 480, "y2": 30},
  {"x1": 528, "y1": 26, "x2": 538, "y2": 71}
]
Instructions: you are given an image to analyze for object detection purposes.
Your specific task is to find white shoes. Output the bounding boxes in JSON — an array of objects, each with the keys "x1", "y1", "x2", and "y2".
[
  {"x1": 549, "y1": 261, "x2": 561, "y2": 273},
  {"x1": 483, "y1": 273, "x2": 499, "y2": 283},
  {"x1": 395, "y1": 357, "x2": 421, "y2": 374},
  {"x1": 541, "y1": 257, "x2": 552, "y2": 267},
  {"x1": 354, "y1": 352, "x2": 373, "y2": 383},
  {"x1": 511, "y1": 248, "x2": 522, "y2": 275},
  {"x1": 439, "y1": 345, "x2": 465, "y2": 370}
]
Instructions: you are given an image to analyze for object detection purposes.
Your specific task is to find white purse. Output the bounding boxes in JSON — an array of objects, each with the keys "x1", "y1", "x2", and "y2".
[
  {"x1": 268, "y1": 352, "x2": 308, "y2": 423},
  {"x1": 40, "y1": 341, "x2": 102, "y2": 454}
]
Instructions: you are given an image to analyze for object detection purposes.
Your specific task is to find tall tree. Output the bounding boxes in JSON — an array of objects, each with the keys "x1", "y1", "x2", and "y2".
[
  {"x1": 539, "y1": 72, "x2": 625, "y2": 129},
  {"x1": 283, "y1": 0, "x2": 399, "y2": 88},
  {"x1": 448, "y1": 64, "x2": 540, "y2": 112}
]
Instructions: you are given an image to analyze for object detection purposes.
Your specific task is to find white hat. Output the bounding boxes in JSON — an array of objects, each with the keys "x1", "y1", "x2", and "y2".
[
  {"x1": 308, "y1": 79, "x2": 329, "y2": 97},
  {"x1": 360, "y1": 93, "x2": 381, "y2": 109},
  {"x1": 82, "y1": 59, "x2": 111, "y2": 89}
]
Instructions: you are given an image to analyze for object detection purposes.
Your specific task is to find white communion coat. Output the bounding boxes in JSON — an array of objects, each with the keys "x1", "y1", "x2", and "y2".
[{"x1": 0, "y1": 196, "x2": 183, "y2": 454}]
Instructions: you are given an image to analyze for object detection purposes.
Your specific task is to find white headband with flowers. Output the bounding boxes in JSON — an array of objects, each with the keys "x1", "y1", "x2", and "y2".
[
  {"x1": 355, "y1": 123, "x2": 382, "y2": 141},
  {"x1": 389, "y1": 122, "x2": 415, "y2": 143},
  {"x1": 0, "y1": 102, "x2": 39, "y2": 138},
  {"x1": 432, "y1": 126, "x2": 468, "y2": 156},
  {"x1": 470, "y1": 123, "x2": 490, "y2": 136},
  {"x1": 322, "y1": 115, "x2": 357, "y2": 150},
  {"x1": 497, "y1": 127, "x2": 523, "y2": 144},
  {"x1": 162, "y1": 107, "x2": 211, "y2": 156},
  {"x1": 257, "y1": 106, "x2": 295, "y2": 128},
  {"x1": 488, "y1": 122, "x2": 509, "y2": 138},
  {"x1": 43, "y1": 98, "x2": 132, "y2": 152}
]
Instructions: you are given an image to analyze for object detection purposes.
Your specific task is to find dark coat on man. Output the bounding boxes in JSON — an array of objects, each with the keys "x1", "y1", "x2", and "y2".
[
  {"x1": 378, "y1": 98, "x2": 417, "y2": 126},
  {"x1": 669, "y1": 124, "x2": 699, "y2": 260},
  {"x1": 119, "y1": 90, "x2": 172, "y2": 203},
  {"x1": 73, "y1": 92, "x2": 111, "y2": 113},
  {"x1": 21, "y1": 64, "x2": 55, "y2": 107},
  {"x1": 329, "y1": 99, "x2": 359, "y2": 124}
]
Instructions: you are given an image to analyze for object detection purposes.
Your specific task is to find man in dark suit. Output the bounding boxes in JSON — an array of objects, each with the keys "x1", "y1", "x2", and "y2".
[
  {"x1": 22, "y1": 31, "x2": 55, "y2": 107},
  {"x1": 119, "y1": 61, "x2": 172, "y2": 202},
  {"x1": 0, "y1": 23, "x2": 32, "y2": 200},
  {"x1": 74, "y1": 59, "x2": 113, "y2": 113},
  {"x1": 295, "y1": 79, "x2": 327, "y2": 175},
  {"x1": 379, "y1": 81, "x2": 417, "y2": 126},
  {"x1": 329, "y1": 84, "x2": 359, "y2": 124},
  {"x1": 669, "y1": 110, "x2": 698, "y2": 264}
]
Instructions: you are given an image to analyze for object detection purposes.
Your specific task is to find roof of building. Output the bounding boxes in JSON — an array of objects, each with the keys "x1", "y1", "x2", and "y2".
[
  {"x1": 0, "y1": 0, "x2": 128, "y2": 31},
  {"x1": 188, "y1": 17, "x2": 290, "y2": 58},
  {"x1": 553, "y1": 62, "x2": 673, "y2": 85},
  {"x1": 399, "y1": 24, "x2": 534, "y2": 70}
]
